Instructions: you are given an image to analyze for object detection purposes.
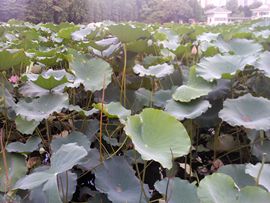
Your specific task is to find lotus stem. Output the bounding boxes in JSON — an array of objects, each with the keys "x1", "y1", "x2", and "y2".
[{"x1": 256, "y1": 153, "x2": 266, "y2": 186}]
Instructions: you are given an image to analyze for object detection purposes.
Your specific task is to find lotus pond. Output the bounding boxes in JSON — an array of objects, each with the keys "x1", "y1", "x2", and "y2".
[{"x1": 1, "y1": 19, "x2": 270, "y2": 202}]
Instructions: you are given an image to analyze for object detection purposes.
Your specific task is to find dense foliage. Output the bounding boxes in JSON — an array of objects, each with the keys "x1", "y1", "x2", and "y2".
[
  {"x1": 1, "y1": 19, "x2": 270, "y2": 202},
  {"x1": 0, "y1": 0, "x2": 204, "y2": 23}
]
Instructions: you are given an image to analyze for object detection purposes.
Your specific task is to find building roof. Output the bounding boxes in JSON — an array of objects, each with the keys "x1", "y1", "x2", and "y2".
[
  {"x1": 251, "y1": 4, "x2": 270, "y2": 12},
  {"x1": 205, "y1": 7, "x2": 232, "y2": 15}
]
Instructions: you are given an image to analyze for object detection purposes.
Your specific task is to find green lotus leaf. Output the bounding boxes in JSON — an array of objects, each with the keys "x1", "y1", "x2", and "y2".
[
  {"x1": 246, "y1": 163, "x2": 270, "y2": 192},
  {"x1": 6, "y1": 136, "x2": 41, "y2": 153},
  {"x1": 70, "y1": 54, "x2": 113, "y2": 92},
  {"x1": 68, "y1": 105, "x2": 98, "y2": 117},
  {"x1": 256, "y1": 51, "x2": 270, "y2": 78},
  {"x1": 109, "y1": 24, "x2": 151, "y2": 43},
  {"x1": 165, "y1": 99, "x2": 211, "y2": 120},
  {"x1": 15, "y1": 116, "x2": 40, "y2": 135},
  {"x1": 198, "y1": 173, "x2": 270, "y2": 203},
  {"x1": 93, "y1": 102, "x2": 131, "y2": 121},
  {"x1": 74, "y1": 119, "x2": 99, "y2": 142},
  {"x1": 16, "y1": 93, "x2": 69, "y2": 122},
  {"x1": 238, "y1": 186, "x2": 270, "y2": 203},
  {"x1": 197, "y1": 173, "x2": 239, "y2": 203},
  {"x1": 0, "y1": 49, "x2": 29, "y2": 70},
  {"x1": 51, "y1": 131, "x2": 90, "y2": 153},
  {"x1": 218, "y1": 164, "x2": 255, "y2": 188},
  {"x1": 172, "y1": 66, "x2": 214, "y2": 102},
  {"x1": 133, "y1": 63, "x2": 174, "y2": 78},
  {"x1": 72, "y1": 26, "x2": 95, "y2": 41},
  {"x1": 135, "y1": 88, "x2": 174, "y2": 108},
  {"x1": 223, "y1": 39, "x2": 263, "y2": 56},
  {"x1": 219, "y1": 94, "x2": 270, "y2": 130},
  {"x1": 155, "y1": 177, "x2": 200, "y2": 203},
  {"x1": 124, "y1": 108, "x2": 191, "y2": 169},
  {"x1": 22, "y1": 69, "x2": 74, "y2": 90},
  {"x1": 0, "y1": 153, "x2": 27, "y2": 192},
  {"x1": 58, "y1": 26, "x2": 79, "y2": 39},
  {"x1": 197, "y1": 54, "x2": 256, "y2": 82},
  {"x1": 126, "y1": 40, "x2": 149, "y2": 53},
  {"x1": 14, "y1": 143, "x2": 87, "y2": 203},
  {"x1": 94, "y1": 156, "x2": 150, "y2": 203}
]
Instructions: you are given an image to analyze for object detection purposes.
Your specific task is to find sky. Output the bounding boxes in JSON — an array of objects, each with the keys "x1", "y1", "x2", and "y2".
[{"x1": 200, "y1": 0, "x2": 269, "y2": 8}]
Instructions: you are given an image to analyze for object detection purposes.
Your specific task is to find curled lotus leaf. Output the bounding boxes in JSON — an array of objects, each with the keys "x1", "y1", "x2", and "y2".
[
  {"x1": 165, "y1": 99, "x2": 211, "y2": 121},
  {"x1": 22, "y1": 69, "x2": 74, "y2": 90},
  {"x1": 133, "y1": 63, "x2": 174, "y2": 78},
  {"x1": 219, "y1": 94, "x2": 270, "y2": 130},
  {"x1": 124, "y1": 108, "x2": 191, "y2": 169}
]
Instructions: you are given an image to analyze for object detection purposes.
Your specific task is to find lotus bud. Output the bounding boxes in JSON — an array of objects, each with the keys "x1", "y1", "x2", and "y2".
[
  {"x1": 39, "y1": 147, "x2": 46, "y2": 154},
  {"x1": 191, "y1": 46, "x2": 197, "y2": 55}
]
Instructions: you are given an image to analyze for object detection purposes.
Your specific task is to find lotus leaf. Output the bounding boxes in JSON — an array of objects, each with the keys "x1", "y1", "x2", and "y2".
[
  {"x1": 165, "y1": 99, "x2": 211, "y2": 120},
  {"x1": 6, "y1": 136, "x2": 41, "y2": 153},
  {"x1": 109, "y1": 24, "x2": 151, "y2": 43},
  {"x1": 94, "y1": 156, "x2": 150, "y2": 203},
  {"x1": 70, "y1": 54, "x2": 113, "y2": 92},
  {"x1": 256, "y1": 51, "x2": 270, "y2": 78},
  {"x1": 0, "y1": 153, "x2": 27, "y2": 192},
  {"x1": 14, "y1": 143, "x2": 87, "y2": 203},
  {"x1": 155, "y1": 177, "x2": 200, "y2": 203},
  {"x1": 197, "y1": 54, "x2": 256, "y2": 82},
  {"x1": 133, "y1": 63, "x2": 174, "y2": 78},
  {"x1": 0, "y1": 49, "x2": 29, "y2": 70},
  {"x1": 173, "y1": 66, "x2": 213, "y2": 102},
  {"x1": 16, "y1": 93, "x2": 69, "y2": 122},
  {"x1": 219, "y1": 94, "x2": 270, "y2": 130},
  {"x1": 124, "y1": 108, "x2": 191, "y2": 169},
  {"x1": 93, "y1": 102, "x2": 131, "y2": 121},
  {"x1": 15, "y1": 116, "x2": 40, "y2": 135},
  {"x1": 246, "y1": 163, "x2": 270, "y2": 192}
]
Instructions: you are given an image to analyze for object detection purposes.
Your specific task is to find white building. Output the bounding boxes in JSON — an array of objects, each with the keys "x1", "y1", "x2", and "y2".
[
  {"x1": 252, "y1": 4, "x2": 270, "y2": 18},
  {"x1": 205, "y1": 7, "x2": 232, "y2": 25}
]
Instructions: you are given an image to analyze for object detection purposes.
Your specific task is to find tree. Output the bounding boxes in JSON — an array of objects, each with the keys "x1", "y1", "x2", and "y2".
[{"x1": 226, "y1": 0, "x2": 239, "y2": 14}]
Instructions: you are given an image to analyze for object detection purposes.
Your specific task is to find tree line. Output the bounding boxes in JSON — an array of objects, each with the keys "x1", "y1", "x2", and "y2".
[{"x1": 0, "y1": 0, "x2": 204, "y2": 24}]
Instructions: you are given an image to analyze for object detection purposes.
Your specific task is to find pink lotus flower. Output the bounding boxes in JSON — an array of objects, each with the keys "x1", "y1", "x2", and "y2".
[
  {"x1": 8, "y1": 75, "x2": 19, "y2": 84},
  {"x1": 191, "y1": 46, "x2": 198, "y2": 55}
]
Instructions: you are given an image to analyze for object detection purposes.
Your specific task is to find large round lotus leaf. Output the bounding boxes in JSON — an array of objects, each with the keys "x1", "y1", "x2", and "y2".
[
  {"x1": 109, "y1": 24, "x2": 151, "y2": 43},
  {"x1": 246, "y1": 163, "x2": 270, "y2": 192},
  {"x1": 218, "y1": 164, "x2": 255, "y2": 188},
  {"x1": 22, "y1": 69, "x2": 74, "y2": 90},
  {"x1": 0, "y1": 49, "x2": 29, "y2": 70},
  {"x1": 70, "y1": 54, "x2": 112, "y2": 92},
  {"x1": 256, "y1": 51, "x2": 270, "y2": 78},
  {"x1": 165, "y1": 99, "x2": 211, "y2": 121},
  {"x1": 238, "y1": 186, "x2": 270, "y2": 203},
  {"x1": 133, "y1": 63, "x2": 174, "y2": 78},
  {"x1": 94, "y1": 156, "x2": 150, "y2": 203},
  {"x1": 6, "y1": 136, "x2": 41, "y2": 154},
  {"x1": 154, "y1": 177, "x2": 200, "y2": 203},
  {"x1": 16, "y1": 93, "x2": 69, "y2": 122},
  {"x1": 219, "y1": 94, "x2": 270, "y2": 130},
  {"x1": 124, "y1": 108, "x2": 191, "y2": 169},
  {"x1": 197, "y1": 54, "x2": 256, "y2": 82},
  {"x1": 172, "y1": 66, "x2": 214, "y2": 102},
  {"x1": 197, "y1": 173, "x2": 239, "y2": 203},
  {"x1": 0, "y1": 153, "x2": 27, "y2": 192},
  {"x1": 15, "y1": 115, "x2": 40, "y2": 135}
]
